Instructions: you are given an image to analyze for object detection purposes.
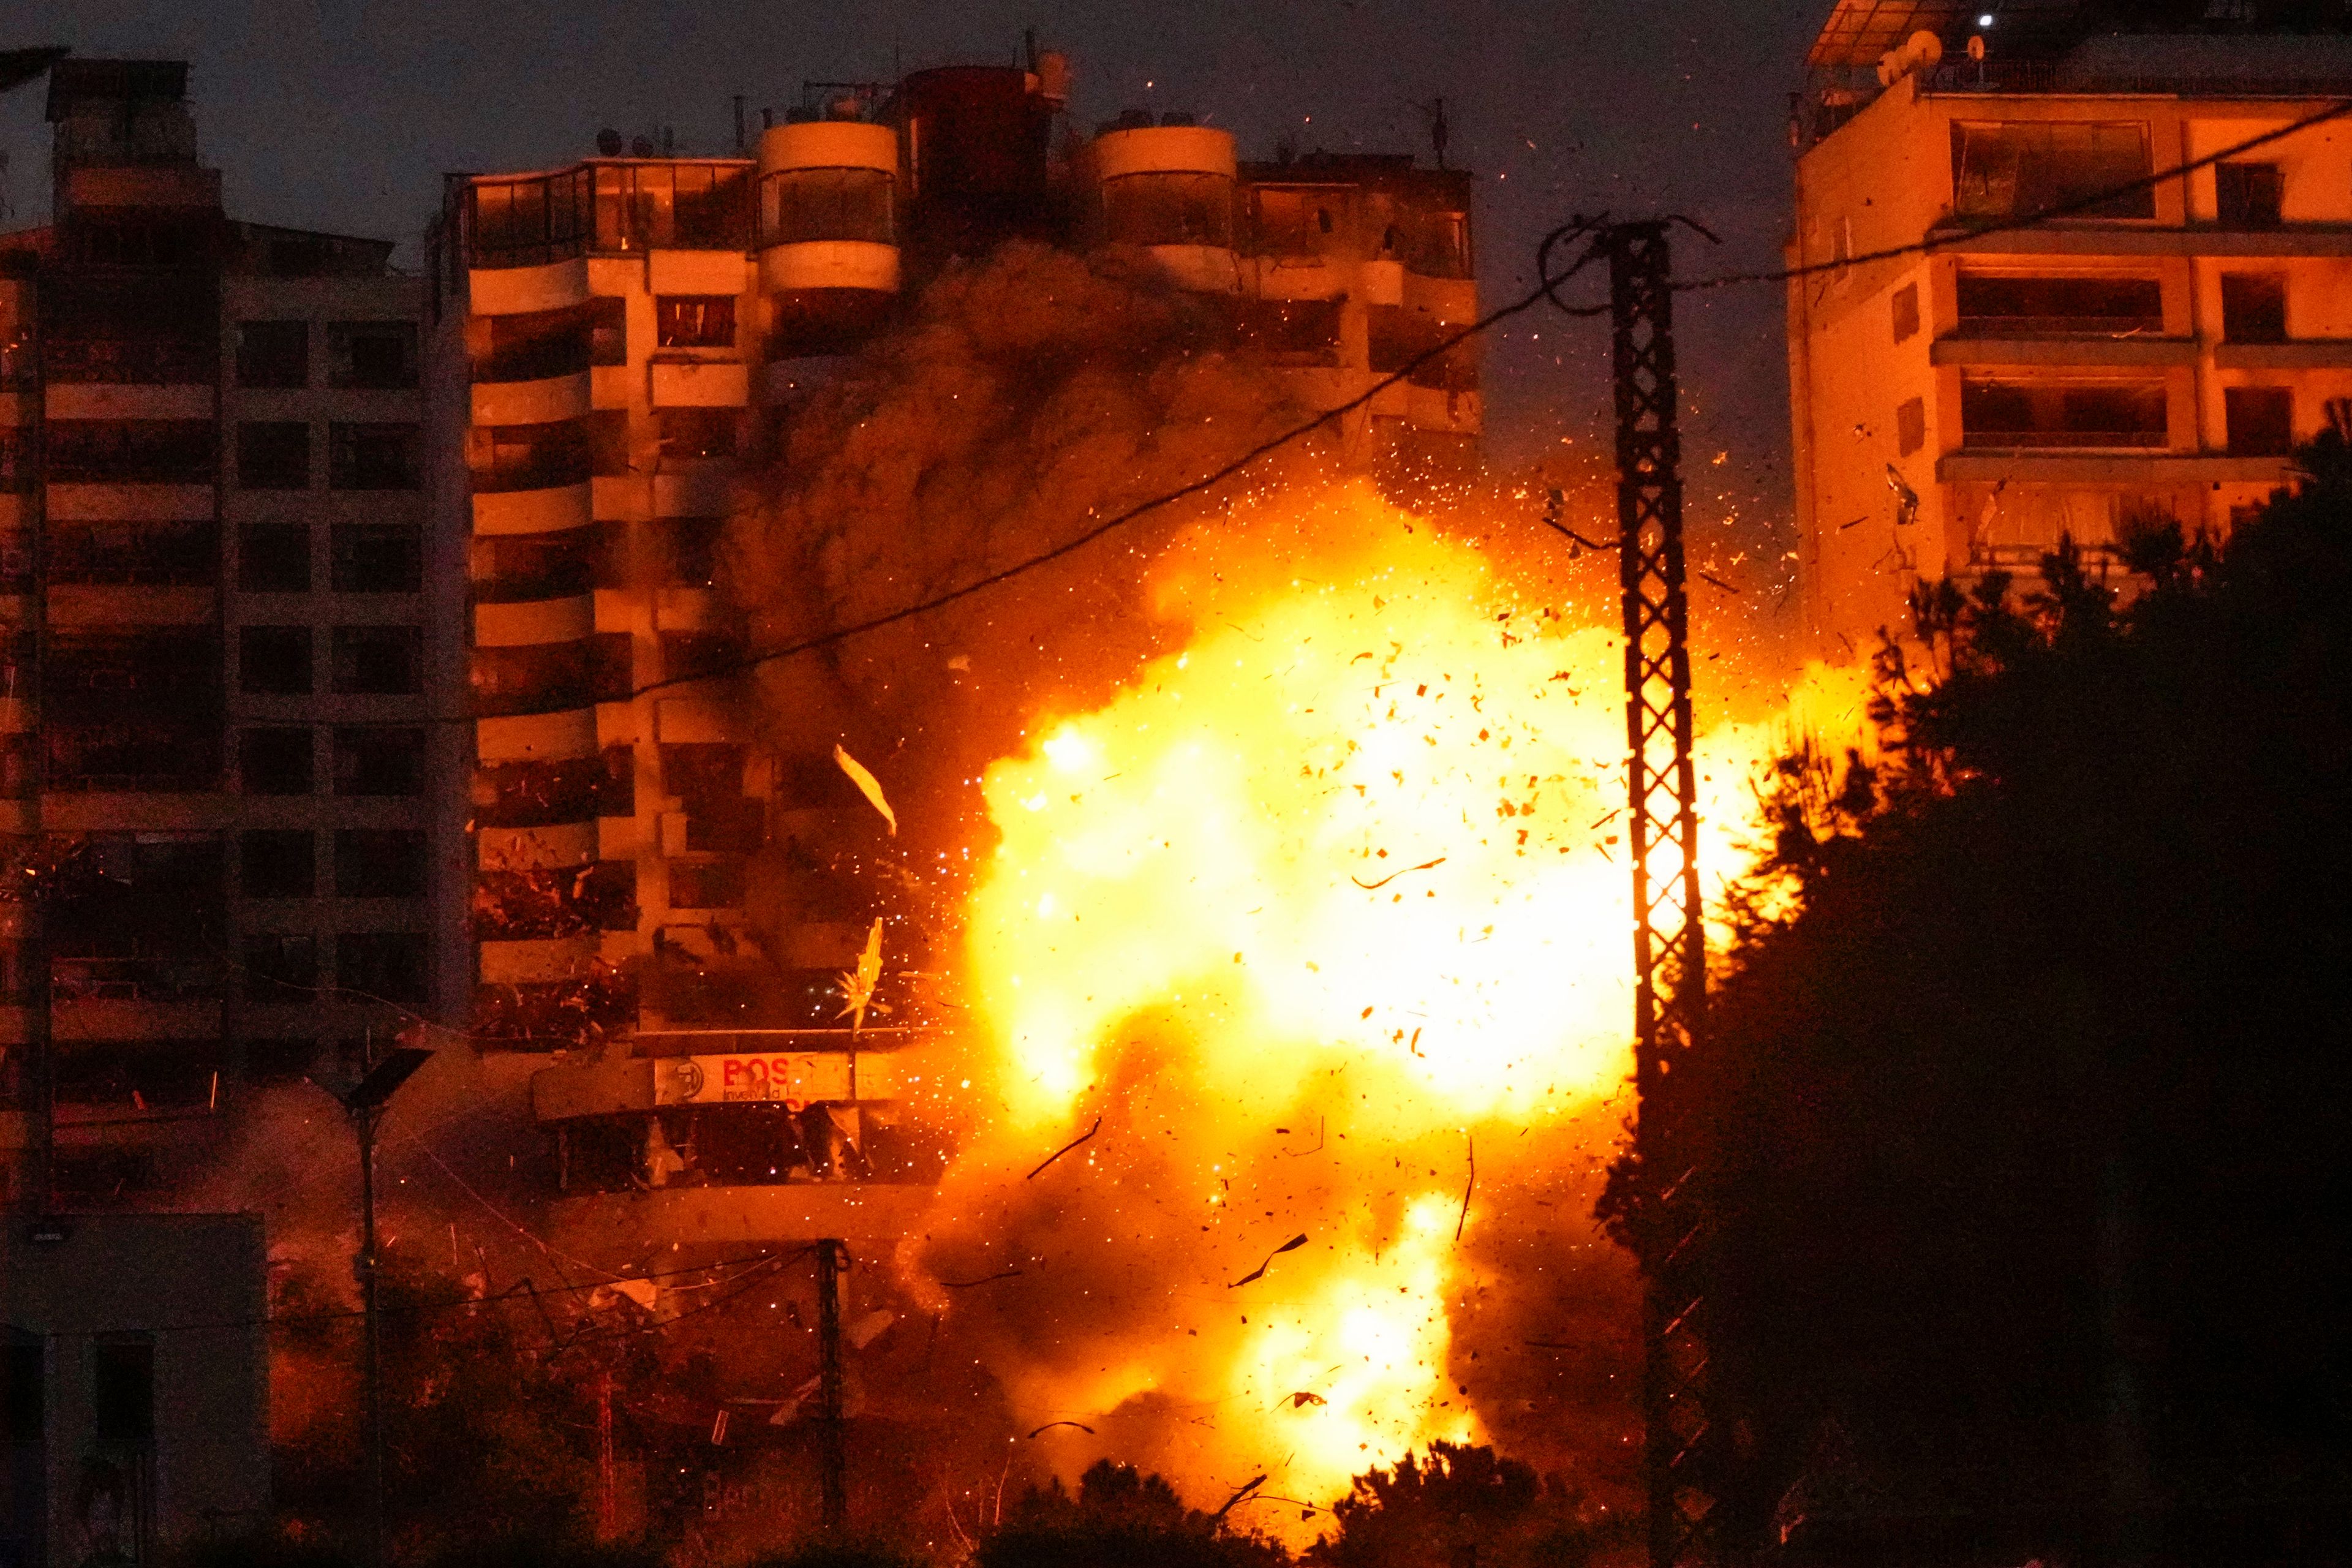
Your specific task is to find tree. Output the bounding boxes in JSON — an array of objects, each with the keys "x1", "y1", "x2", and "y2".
[
  {"x1": 1610, "y1": 433, "x2": 2352, "y2": 1563},
  {"x1": 977, "y1": 1460, "x2": 1290, "y2": 1568},
  {"x1": 1307, "y1": 1442, "x2": 1627, "y2": 1568}
]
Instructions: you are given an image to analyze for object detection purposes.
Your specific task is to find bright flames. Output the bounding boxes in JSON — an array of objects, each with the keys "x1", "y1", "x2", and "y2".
[{"x1": 928, "y1": 483, "x2": 1860, "y2": 1524}]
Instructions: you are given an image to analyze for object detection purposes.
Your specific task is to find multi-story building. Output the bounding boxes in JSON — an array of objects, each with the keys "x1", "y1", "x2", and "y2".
[
  {"x1": 0, "y1": 60, "x2": 461, "y2": 1208},
  {"x1": 1790, "y1": 0, "x2": 2352, "y2": 647},
  {"x1": 430, "y1": 58, "x2": 1479, "y2": 1258}
]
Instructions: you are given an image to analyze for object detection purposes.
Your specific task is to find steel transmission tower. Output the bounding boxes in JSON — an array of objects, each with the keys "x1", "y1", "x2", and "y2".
[{"x1": 1607, "y1": 221, "x2": 1717, "y2": 1568}]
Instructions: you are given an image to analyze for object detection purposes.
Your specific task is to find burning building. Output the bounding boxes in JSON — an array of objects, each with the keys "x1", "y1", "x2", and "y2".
[
  {"x1": 428, "y1": 55, "x2": 1483, "y2": 1264},
  {"x1": 1789, "y1": 0, "x2": 2352, "y2": 647},
  {"x1": 1, "y1": 59, "x2": 461, "y2": 1208}
]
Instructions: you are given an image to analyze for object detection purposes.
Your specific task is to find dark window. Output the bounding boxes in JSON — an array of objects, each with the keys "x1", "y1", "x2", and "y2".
[
  {"x1": 668, "y1": 859, "x2": 746, "y2": 909},
  {"x1": 658, "y1": 630, "x2": 741, "y2": 682},
  {"x1": 1891, "y1": 283, "x2": 1921, "y2": 344},
  {"x1": 337, "y1": 932, "x2": 427, "y2": 1003},
  {"x1": 91, "y1": 1338, "x2": 154, "y2": 1444},
  {"x1": 331, "y1": 626, "x2": 423, "y2": 695},
  {"x1": 1232, "y1": 297, "x2": 1344, "y2": 367},
  {"x1": 335, "y1": 829, "x2": 426, "y2": 898},
  {"x1": 472, "y1": 526, "x2": 600, "y2": 603},
  {"x1": 2220, "y1": 273, "x2": 2288, "y2": 344},
  {"x1": 470, "y1": 633, "x2": 633, "y2": 716},
  {"x1": 661, "y1": 517, "x2": 723, "y2": 587},
  {"x1": 588, "y1": 296, "x2": 628, "y2": 366},
  {"x1": 240, "y1": 626, "x2": 314, "y2": 695},
  {"x1": 239, "y1": 727, "x2": 314, "y2": 794},
  {"x1": 470, "y1": 304, "x2": 592, "y2": 383},
  {"x1": 589, "y1": 409, "x2": 630, "y2": 477},
  {"x1": 240, "y1": 522, "x2": 311, "y2": 592},
  {"x1": 1952, "y1": 121, "x2": 2155, "y2": 221},
  {"x1": 329, "y1": 423, "x2": 420, "y2": 491},
  {"x1": 765, "y1": 288, "x2": 892, "y2": 360},
  {"x1": 472, "y1": 747, "x2": 633, "y2": 828},
  {"x1": 468, "y1": 419, "x2": 592, "y2": 492},
  {"x1": 655, "y1": 296, "x2": 736, "y2": 349},
  {"x1": 1403, "y1": 208, "x2": 1471, "y2": 279},
  {"x1": 44, "y1": 420, "x2": 217, "y2": 484},
  {"x1": 2, "y1": 1339, "x2": 40, "y2": 1442},
  {"x1": 657, "y1": 407, "x2": 737, "y2": 461},
  {"x1": 2217, "y1": 162, "x2": 2285, "y2": 228},
  {"x1": 466, "y1": 167, "x2": 595, "y2": 270},
  {"x1": 334, "y1": 727, "x2": 426, "y2": 796},
  {"x1": 588, "y1": 162, "x2": 751, "y2": 252},
  {"x1": 328, "y1": 320, "x2": 419, "y2": 389},
  {"x1": 47, "y1": 521, "x2": 216, "y2": 586},
  {"x1": 1960, "y1": 378, "x2": 2169, "y2": 448},
  {"x1": 759, "y1": 166, "x2": 896, "y2": 246},
  {"x1": 2225, "y1": 385, "x2": 2294, "y2": 455},
  {"x1": 1, "y1": 428, "x2": 34, "y2": 492},
  {"x1": 1897, "y1": 396, "x2": 1928, "y2": 456},
  {"x1": 1102, "y1": 172, "x2": 1231, "y2": 248},
  {"x1": 238, "y1": 421, "x2": 311, "y2": 489},
  {"x1": 1248, "y1": 188, "x2": 1345, "y2": 257},
  {"x1": 1955, "y1": 273, "x2": 2165, "y2": 336},
  {"x1": 236, "y1": 320, "x2": 309, "y2": 388},
  {"x1": 330, "y1": 522, "x2": 423, "y2": 594},
  {"x1": 246, "y1": 935, "x2": 319, "y2": 1001},
  {"x1": 241, "y1": 829, "x2": 315, "y2": 899}
]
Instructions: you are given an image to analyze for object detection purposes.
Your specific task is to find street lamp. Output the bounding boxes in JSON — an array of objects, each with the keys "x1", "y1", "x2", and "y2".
[{"x1": 318, "y1": 1046, "x2": 433, "y2": 1568}]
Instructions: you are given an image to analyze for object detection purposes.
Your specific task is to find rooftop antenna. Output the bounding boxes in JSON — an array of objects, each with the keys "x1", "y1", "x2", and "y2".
[
  {"x1": 734, "y1": 92, "x2": 746, "y2": 153},
  {"x1": 1412, "y1": 96, "x2": 1450, "y2": 168}
]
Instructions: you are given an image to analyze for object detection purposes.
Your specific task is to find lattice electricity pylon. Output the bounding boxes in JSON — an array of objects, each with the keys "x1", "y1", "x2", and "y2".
[{"x1": 1607, "y1": 220, "x2": 1719, "y2": 1568}]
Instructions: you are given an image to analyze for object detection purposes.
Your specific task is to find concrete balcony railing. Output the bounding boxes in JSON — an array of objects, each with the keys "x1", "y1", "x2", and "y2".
[
  {"x1": 472, "y1": 370, "x2": 592, "y2": 428},
  {"x1": 473, "y1": 480, "x2": 592, "y2": 538}
]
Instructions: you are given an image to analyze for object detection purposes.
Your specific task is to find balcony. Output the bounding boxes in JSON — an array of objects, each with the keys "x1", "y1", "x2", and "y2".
[{"x1": 42, "y1": 337, "x2": 214, "y2": 386}]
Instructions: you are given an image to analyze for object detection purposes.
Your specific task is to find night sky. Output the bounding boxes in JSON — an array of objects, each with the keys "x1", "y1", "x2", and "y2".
[{"x1": 4, "y1": 1, "x2": 1828, "y2": 543}]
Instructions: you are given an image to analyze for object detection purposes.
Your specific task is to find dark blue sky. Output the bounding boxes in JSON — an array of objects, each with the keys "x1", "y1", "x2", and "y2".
[{"x1": 5, "y1": 1, "x2": 1827, "y2": 519}]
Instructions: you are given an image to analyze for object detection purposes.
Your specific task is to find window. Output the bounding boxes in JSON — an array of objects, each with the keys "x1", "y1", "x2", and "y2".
[
  {"x1": 470, "y1": 634, "x2": 633, "y2": 716},
  {"x1": 472, "y1": 526, "x2": 600, "y2": 603},
  {"x1": 331, "y1": 625, "x2": 423, "y2": 695},
  {"x1": 1401, "y1": 208, "x2": 1471, "y2": 279},
  {"x1": 766, "y1": 287, "x2": 892, "y2": 360},
  {"x1": 1891, "y1": 283, "x2": 1921, "y2": 344},
  {"x1": 657, "y1": 407, "x2": 737, "y2": 461},
  {"x1": 2220, "y1": 273, "x2": 2288, "y2": 344},
  {"x1": 238, "y1": 421, "x2": 311, "y2": 489},
  {"x1": 589, "y1": 409, "x2": 630, "y2": 477},
  {"x1": 1232, "y1": 297, "x2": 1344, "y2": 366},
  {"x1": 337, "y1": 932, "x2": 427, "y2": 1003},
  {"x1": 1102, "y1": 172, "x2": 1232, "y2": 248},
  {"x1": 589, "y1": 162, "x2": 751, "y2": 252},
  {"x1": 2225, "y1": 386, "x2": 2294, "y2": 455},
  {"x1": 241, "y1": 829, "x2": 315, "y2": 899},
  {"x1": 759, "y1": 166, "x2": 895, "y2": 246},
  {"x1": 659, "y1": 631, "x2": 741, "y2": 682},
  {"x1": 589, "y1": 296, "x2": 628, "y2": 366},
  {"x1": 1960, "y1": 377, "x2": 2169, "y2": 448},
  {"x1": 240, "y1": 626, "x2": 314, "y2": 695},
  {"x1": 239, "y1": 522, "x2": 311, "y2": 592},
  {"x1": 473, "y1": 748, "x2": 634, "y2": 827},
  {"x1": 91, "y1": 1337, "x2": 154, "y2": 1444},
  {"x1": 668, "y1": 859, "x2": 746, "y2": 909},
  {"x1": 44, "y1": 420, "x2": 217, "y2": 484},
  {"x1": 1955, "y1": 273, "x2": 2164, "y2": 335},
  {"x1": 244, "y1": 936, "x2": 318, "y2": 1002},
  {"x1": 466, "y1": 167, "x2": 594, "y2": 269},
  {"x1": 236, "y1": 320, "x2": 309, "y2": 388},
  {"x1": 0, "y1": 428, "x2": 32, "y2": 492},
  {"x1": 238, "y1": 727, "x2": 313, "y2": 794},
  {"x1": 328, "y1": 423, "x2": 420, "y2": 491},
  {"x1": 2, "y1": 1338, "x2": 40, "y2": 1442},
  {"x1": 330, "y1": 522, "x2": 423, "y2": 594},
  {"x1": 1951, "y1": 121, "x2": 2155, "y2": 220},
  {"x1": 1897, "y1": 396, "x2": 1928, "y2": 456},
  {"x1": 328, "y1": 320, "x2": 419, "y2": 388},
  {"x1": 470, "y1": 304, "x2": 592, "y2": 383},
  {"x1": 468, "y1": 419, "x2": 592, "y2": 492},
  {"x1": 655, "y1": 296, "x2": 736, "y2": 349},
  {"x1": 47, "y1": 521, "x2": 216, "y2": 586},
  {"x1": 1249, "y1": 188, "x2": 1345, "y2": 257},
  {"x1": 2216, "y1": 162, "x2": 2285, "y2": 228},
  {"x1": 335, "y1": 829, "x2": 426, "y2": 898},
  {"x1": 660, "y1": 517, "x2": 723, "y2": 587},
  {"x1": 333, "y1": 727, "x2": 426, "y2": 796}
]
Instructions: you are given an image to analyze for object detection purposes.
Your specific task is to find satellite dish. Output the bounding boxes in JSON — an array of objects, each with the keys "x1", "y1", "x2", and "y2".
[
  {"x1": 630, "y1": 134, "x2": 655, "y2": 158},
  {"x1": 1968, "y1": 33, "x2": 1987, "y2": 61},
  {"x1": 597, "y1": 127, "x2": 624, "y2": 156}
]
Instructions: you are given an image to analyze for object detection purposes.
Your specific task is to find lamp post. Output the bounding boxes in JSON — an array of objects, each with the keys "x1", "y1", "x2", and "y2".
[{"x1": 320, "y1": 1045, "x2": 433, "y2": 1568}]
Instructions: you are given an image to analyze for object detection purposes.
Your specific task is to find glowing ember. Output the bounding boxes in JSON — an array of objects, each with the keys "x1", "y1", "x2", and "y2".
[{"x1": 924, "y1": 483, "x2": 1860, "y2": 1523}]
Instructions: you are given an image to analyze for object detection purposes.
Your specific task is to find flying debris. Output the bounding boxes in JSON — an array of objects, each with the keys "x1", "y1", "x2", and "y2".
[
  {"x1": 833, "y1": 744, "x2": 898, "y2": 835},
  {"x1": 838, "y1": 918, "x2": 885, "y2": 1033},
  {"x1": 1228, "y1": 1233, "x2": 1310, "y2": 1289}
]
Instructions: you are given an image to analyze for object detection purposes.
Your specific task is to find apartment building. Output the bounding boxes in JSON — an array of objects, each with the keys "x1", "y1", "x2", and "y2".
[
  {"x1": 0, "y1": 61, "x2": 461, "y2": 1208},
  {"x1": 431, "y1": 59, "x2": 1479, "y2": 1259},
  {"x1": 1790, "y1": 0, "x2": 2352, "y2": 647}
]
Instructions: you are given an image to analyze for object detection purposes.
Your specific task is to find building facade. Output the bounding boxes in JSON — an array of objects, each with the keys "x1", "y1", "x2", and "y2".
[
  {"x1": 1, "y1": 61, "x2": 461, "y2": 1208},
  {"x1": 430, "y1": 60, "x2": 1479, "y2": 1259},
  {"x1": 1790, "y1": 1, "x2": 2352, "y2": 647}
]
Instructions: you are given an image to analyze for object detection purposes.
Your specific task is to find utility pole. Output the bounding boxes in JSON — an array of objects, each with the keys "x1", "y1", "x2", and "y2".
[
  {"x1": 815, "y1": 1237, "x2": 848, "y2": 1536},
  {"x1": 1607, "y1": 221, "x2": 1716, "y2": 1568},
  {"x1": 323, "y1": 1044, "x2": 433, "y2": 1568}
]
